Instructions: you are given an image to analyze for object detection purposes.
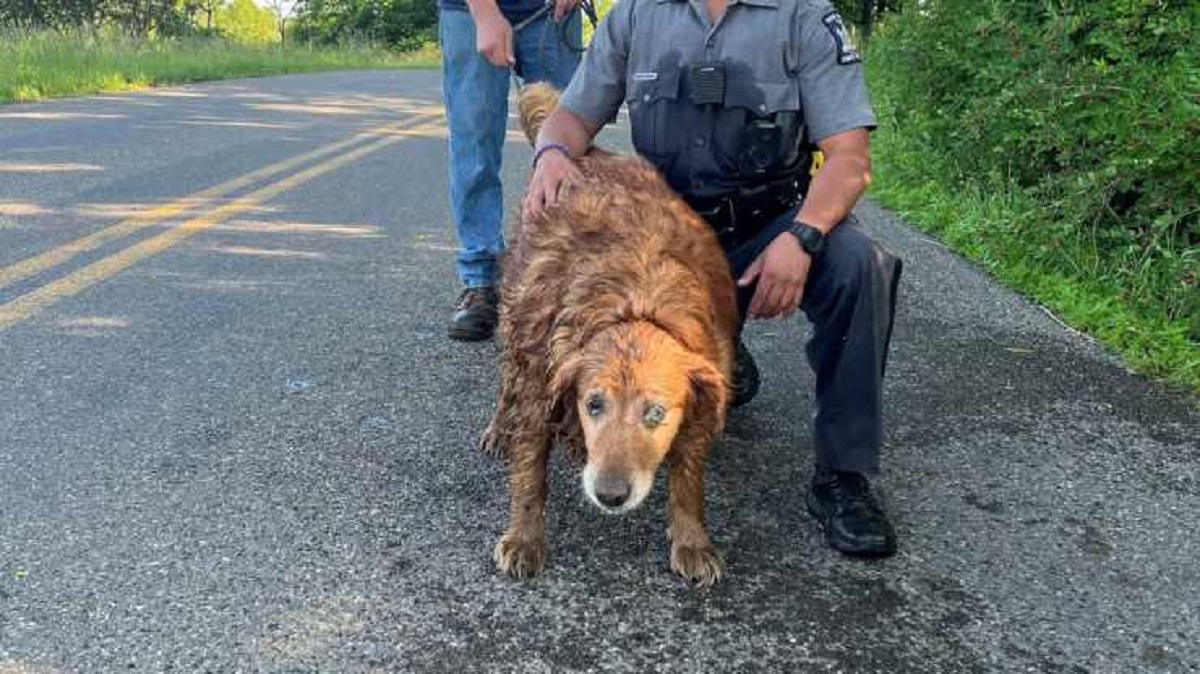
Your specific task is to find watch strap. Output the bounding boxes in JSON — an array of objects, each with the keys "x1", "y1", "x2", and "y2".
[{"x1": 788, "y1": 221, "x2": 826, "y2": 255}]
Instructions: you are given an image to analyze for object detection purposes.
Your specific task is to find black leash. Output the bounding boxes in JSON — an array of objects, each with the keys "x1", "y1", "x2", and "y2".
[{"x1": 510, "y1": 3, "x2": 552, "y2": 33}]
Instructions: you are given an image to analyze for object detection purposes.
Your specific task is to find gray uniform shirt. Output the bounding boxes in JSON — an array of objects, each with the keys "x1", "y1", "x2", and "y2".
[{"x1": 560, "y1": 0, "x2": 875, "y2": 201}]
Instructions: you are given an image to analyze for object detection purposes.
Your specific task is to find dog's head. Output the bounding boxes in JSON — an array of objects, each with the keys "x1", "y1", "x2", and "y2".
[{"x1": 552, "y1": 321, "x2": 727, "y2": 514}]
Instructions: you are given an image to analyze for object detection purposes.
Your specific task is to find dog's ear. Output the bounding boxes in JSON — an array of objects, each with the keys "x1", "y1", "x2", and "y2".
[
  {"x1": 549, "y1": 351, "x2": 587, "y2": 417},
  {"x1": 549, "y1": 352, "x2": 593, "y2": 461},
  {"x1": 686, "y1": 356, "x2": 728, "y2": 441}
]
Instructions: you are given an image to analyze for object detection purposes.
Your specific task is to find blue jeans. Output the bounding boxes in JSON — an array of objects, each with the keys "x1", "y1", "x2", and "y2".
[{"x1": 439, "y1": 8, "x2": 581, "y2": 288}]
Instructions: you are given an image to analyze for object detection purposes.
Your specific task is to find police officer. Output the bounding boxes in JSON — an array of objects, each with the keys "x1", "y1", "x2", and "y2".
[{"x1": 523, "y1": 0, "x2": 903, "y2": 556}]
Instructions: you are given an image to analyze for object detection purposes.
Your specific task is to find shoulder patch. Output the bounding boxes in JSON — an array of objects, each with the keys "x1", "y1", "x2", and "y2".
[{"x1": 821, "y1": 11, "x2": 860, "y2": 65}]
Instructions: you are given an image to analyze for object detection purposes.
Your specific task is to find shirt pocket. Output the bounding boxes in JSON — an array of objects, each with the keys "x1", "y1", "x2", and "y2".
[
  {"x1": 713, "y1": 79, "x2": 805, "y2": 179},
  {"x1": 626, "y1": 68, "x2": 683, "y2": 162}
]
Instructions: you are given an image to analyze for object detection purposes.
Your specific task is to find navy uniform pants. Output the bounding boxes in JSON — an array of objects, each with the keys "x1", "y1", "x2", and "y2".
[{"x1": 724, "y1": 207, "x2": 902, "y2": 475}]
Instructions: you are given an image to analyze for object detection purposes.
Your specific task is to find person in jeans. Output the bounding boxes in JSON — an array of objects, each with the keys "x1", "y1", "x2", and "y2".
[{"x1": 438, "y1": 0, "x2": 582, "y2": 340}]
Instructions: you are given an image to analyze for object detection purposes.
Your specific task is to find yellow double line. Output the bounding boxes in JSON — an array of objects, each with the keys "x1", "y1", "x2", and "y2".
[{"x1": 0, "y1": 114, "x2": 443, "y2": 331}]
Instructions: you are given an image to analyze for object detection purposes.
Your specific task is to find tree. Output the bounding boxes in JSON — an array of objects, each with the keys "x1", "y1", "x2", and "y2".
[
  {"x1": 292, "y1": 0, "x2": 436, "y2": 50},
  {"x1": 1, "y1": 0, "x2": 195, "y2": 35},
  {"x1": 263, "y1": 0, "x2": 297, "y2": 44},
  {"x1": 216, "y1": 0, "x2": 276, "y2": 43},
  {"x1": 190, "y1": 0, "x2": 223, "y2": 30}
]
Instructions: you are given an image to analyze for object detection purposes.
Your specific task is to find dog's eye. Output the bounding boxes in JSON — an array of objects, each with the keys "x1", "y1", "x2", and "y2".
[
  {"x1": 586, "y1": 394, "x2": 605, "y2": 417},
  {"x1": 643, "y1": 403, "x2": 666, "y2": 428}
]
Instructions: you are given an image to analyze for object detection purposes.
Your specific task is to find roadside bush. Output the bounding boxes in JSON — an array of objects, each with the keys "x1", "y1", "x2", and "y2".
[{"x1": 866, "y1": 0, "x2": 1199, "y2": 386}]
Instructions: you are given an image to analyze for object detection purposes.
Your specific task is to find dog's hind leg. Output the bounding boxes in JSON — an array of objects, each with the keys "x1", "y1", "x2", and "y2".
[
  {"x1": 479, "y1": 417, "x2": 507, "y2": 458},
  {"x1": 666, "y1": 433, "x2": 724, "y2": 587},
  {"x1": 480, "y1": 353, "x2": 523, "y2": 458},
  {"x1": 494, "y1": 424, "x2": 550, "y2": 579}
]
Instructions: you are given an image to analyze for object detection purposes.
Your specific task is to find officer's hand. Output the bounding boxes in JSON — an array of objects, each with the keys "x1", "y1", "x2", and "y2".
[
  {"x1": 553, "y1": 0, "x2": 580, "y2": 22},
  {"x1": 522, "y1": 149, "x2": 583, "y2": 223},
  {"x1": 738, "y1": 233, "x2": 811, "y2": 319},
  {"x1": 474, "y1": 6, "x2": 515, "y2": 68}
]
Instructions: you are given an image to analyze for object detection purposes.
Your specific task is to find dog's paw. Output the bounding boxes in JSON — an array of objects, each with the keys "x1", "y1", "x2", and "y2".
[
  {"x1": 494, "y1": 533, "x2": 546, "y2": 580},
  {"x1": 670, "y1": 542, "x2": 724, "y2": 588},
  {"x1": 478, "y1": 422, "x2": 505, "y2": 459}
]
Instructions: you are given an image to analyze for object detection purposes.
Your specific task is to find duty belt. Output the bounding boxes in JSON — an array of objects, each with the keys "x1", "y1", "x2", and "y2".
[{"x1": 688, "y1": 176, "x2": 804, "y2": 250}]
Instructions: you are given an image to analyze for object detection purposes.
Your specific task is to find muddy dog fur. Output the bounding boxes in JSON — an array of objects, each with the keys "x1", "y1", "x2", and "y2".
[{"x1": 480, "y1": 83, "x2": 738, "y2": 586}]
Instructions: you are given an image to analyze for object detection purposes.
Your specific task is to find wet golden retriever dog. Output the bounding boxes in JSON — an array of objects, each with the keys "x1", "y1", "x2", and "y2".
[{"x1": 480, "y1": 83, "x2": 738, "y2": 586}]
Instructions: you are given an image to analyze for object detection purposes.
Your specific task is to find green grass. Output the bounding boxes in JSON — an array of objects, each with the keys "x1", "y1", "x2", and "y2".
[
  {"x1": 0, "y1": 30, "x2": 441, "y2": 104},
  {"x1": 867, "y1": 119, "x2": 1200, "y2": 395}
]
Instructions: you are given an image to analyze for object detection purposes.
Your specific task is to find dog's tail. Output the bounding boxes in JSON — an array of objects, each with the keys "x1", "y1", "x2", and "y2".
[{"x1": 517, "y1": 82, "x2": 560, "y2": 147}]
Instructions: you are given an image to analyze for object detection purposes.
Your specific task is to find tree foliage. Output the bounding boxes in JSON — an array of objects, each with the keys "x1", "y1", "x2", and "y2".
[
  {"x1": 1, "y1": 0, "x2": 193, "y2": 36},
  {"x1": 832, "y1": 0, "x2": 905, "y2": 41},
  {"x1": 0, "y1": 0, "x2": 308, "y2": 43},
  {"x1": 292, "y1": 0, "x2": 435, "y2": 50},
  {"x1": 214, "y1": 0, "x2": 274, "y2": 43}
]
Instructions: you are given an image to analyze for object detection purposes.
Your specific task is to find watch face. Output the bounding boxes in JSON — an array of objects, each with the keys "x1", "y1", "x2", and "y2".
[
  {"x1": 793, "y1": 224, "x2": 824, "y2": 254},
  {"x1": 805, "y1": 229, "x2": 825, "y2": 253}
]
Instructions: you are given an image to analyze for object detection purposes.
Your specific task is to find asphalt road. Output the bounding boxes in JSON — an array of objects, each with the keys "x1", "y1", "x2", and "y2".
[{"x1": 1, "y1": 71, "x2": 1197, "y2": 673}]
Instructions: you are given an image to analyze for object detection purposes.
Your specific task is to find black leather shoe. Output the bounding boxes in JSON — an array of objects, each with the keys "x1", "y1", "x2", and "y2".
[
  {"x1": 806, "y1": 467, "x2": 897, "y2": 557},
  {"x1": 448, "y1": 286, "x2": 498, "y2": 341},
  {"x1": 730, "y1": 339, "x2": 760, "y2": 408}
]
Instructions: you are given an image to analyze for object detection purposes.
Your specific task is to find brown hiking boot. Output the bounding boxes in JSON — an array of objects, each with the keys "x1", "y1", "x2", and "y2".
[{"x1": 448, "y1": 286, "x2": 499, "y2": 341}]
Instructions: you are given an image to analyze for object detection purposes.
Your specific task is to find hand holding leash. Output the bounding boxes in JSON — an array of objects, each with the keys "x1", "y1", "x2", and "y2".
[
  {"x1": 553, "y1": 0, "x2": 580, "y2": 22},
  {"x1": 474, "y1": 4, "x2": 515, "y2": 68}
]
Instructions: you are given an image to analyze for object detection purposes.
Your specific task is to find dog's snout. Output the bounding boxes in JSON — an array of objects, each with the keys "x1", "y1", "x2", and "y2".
[{"x1": 594, "y1": 474, "x2": 632, "y2": 508}]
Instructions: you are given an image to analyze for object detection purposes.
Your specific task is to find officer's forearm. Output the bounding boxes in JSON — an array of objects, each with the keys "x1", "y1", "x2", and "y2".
[
  {"x1": 796, "y1": 131, "x2": 872, "y2": 234},
  {"x1": 536, "y1": 107, "x2": 600, "y2": 159}
]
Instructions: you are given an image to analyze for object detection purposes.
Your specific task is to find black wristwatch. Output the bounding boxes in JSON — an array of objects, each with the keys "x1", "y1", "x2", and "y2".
[{"x1": 787, "y1": 221, "x2": 826, "y2": 256}]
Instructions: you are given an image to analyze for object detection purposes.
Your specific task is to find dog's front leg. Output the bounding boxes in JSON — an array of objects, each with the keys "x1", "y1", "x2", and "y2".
[
  {"x1": 494, "y1": 429, "x2": 550, "y2": 579},
  {"x1": 667, "y1": 438, "x2": 723, "y2": 587}
]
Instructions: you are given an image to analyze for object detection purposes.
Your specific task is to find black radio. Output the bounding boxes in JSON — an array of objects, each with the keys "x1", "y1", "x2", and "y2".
[{"x1": 686, "y1": 63, "x2": 726, "y2": 105}]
